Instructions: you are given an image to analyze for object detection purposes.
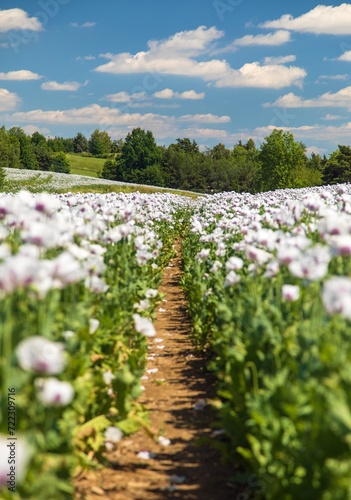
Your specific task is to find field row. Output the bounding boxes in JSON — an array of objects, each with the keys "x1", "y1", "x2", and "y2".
[
  {"x1": 182, "y1": 184, "x2": 351, "y2": 500},
  {"x1": 0, "y1": 190, "x2": 192, "y2": 499}
]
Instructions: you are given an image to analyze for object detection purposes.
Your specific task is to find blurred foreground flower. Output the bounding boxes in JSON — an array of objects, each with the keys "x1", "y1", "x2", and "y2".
[
  {"x1": 16, "y1": 336, "x2": 66, "y2": 374},
  {"x1": 322, "y1": 276, "x2": 351, "y2": 319},
  {"x1": 35, "y1": 377, "x2": 74, "y2": 406},
  {"x1": 89, "y1": 318, "x2": 100, "y2": 334},
  {"x1": 133, "y1": 314, "x2": 156, "y2": 337},
  {"x1": 282, "y1": 284, "x2": 300, "y2": 302}
]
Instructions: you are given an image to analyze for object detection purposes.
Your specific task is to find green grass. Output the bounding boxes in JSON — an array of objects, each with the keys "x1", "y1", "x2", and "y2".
[{"x1": 67, "y1": 153, "x2": 106, "y2": 178}]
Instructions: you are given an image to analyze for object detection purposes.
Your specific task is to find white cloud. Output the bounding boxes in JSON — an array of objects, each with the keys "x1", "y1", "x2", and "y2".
[
  {"x1": 41, "y1": 80, "x2": 88, "y2": 91},
  {"x1": 322, "y1": 114, "x2": 343, "y2": 121},
  {"x1": 21, "y1": 125, "x2": 50, "y2": 136},
  {"x1": 180, "y1": 90, "x2": 205, "y2": 100},
  {"x1": 4, "y1": 104, "x2": 232, "y2": 143},
  {"x1": 104, "y1": 91, "x2": 147, "y2": 103},
  {"x1": 146, "y1": 25, "x2": 223, "y2": 57},
  {"x1": 0, "y1": 70, "x2": 42, "y2": 81},
  {"x1": 226, "y1": 123, "x2": 351, "y2": 148},
  {"x1": 95, "y1": 26, "x2": 228, "y2": 81},
  {"x1": 0, "y1": 8, "x2": 42, "y2": 33},
  {"x1": 264, "y1": 86, "x2": 351, "y2": 109},
  {"x1": 263, "y1": 55, "x2": 296, "y2": 65},
  {"x1": 70, "y1": 22, "x2": 96, "y2": 28},
  {"x1": 317, "y1": 74, "x2": 349, "y2": 81},
  {"x1": 280, "y1": 123, "x2": 351, "y2": 144},
  {"x1": 212, "y1": 31, "x2": 291, "y2": 55},
  {"x1": 94, "y1": 26, "x2": 305, "y2": 89},
  {"x1": 153, "y1": 88, "x2": 205, "y2": 100},
  {"x1": 96, "y1": 50, "x2": 229, "y2": 80},
  {"x1": 215, "y1": 62, "x2": 306, "y2": 89},
  {"x1": 233, "y1": 30, "x2": 291, "y2": 47},
  {"x1": 179, "y1": 114, "x2": 230, "y2": 123},
  {"x1": 338, "y1": 50, "x2": 351, "y2": 62},
  {"x1": 0, "y1": 88, "x2": 20, "y2": 111},
  {"x1": 261, "y1": 4, "x2": 351, "y2": 35},
  {"x1": 7, "y1": 104, "x2": 123, "y2": 125},
  {"x1": 76, "y1": 55, "x2": 96, "y2": 61},
  {"x1": 154, "y1": 88, "x2": 175, "y2": 99},
  {"x1": 305, "y1": 145, "x2": 327, "y2": 156}
]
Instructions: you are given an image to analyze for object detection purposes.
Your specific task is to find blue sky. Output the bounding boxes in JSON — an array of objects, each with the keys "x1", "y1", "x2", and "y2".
[{"x1": 0, "y1": 1, "x2": 351, "y2": 155}]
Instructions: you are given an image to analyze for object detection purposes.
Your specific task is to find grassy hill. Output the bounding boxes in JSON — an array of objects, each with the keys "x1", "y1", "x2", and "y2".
[{"x1": 67, "y1": 153, "x2": 106, "y2": 178}]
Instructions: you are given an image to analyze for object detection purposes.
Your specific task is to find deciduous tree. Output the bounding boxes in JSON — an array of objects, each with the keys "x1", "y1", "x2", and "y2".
[
  {"x1": 258, "y1": 129, "x2": 306, "y2": 191},
  {"x1": 88, "y1": 129, "x2": 112, "y2": 156}
]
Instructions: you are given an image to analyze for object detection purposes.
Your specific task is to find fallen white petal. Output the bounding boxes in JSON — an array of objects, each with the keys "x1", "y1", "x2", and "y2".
[
  {"x1": 137, "y1": 450, "x2": 156, "y2": 460},
  {"x1": 157, "y1": 436, "x2": 171, "y2": 446},
  {"x1": 146, "y1": 368, "x2": 158, "y2": 374}
]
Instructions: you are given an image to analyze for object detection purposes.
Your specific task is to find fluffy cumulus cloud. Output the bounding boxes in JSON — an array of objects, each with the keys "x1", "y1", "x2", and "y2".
[
  {"x1": 338, "y1": 50, "x2": 351, "y2": 62},
  {"x1": 153, "y1": 88, "x2": 205, "y2": 100},
  {"x1": 0, "y1": 8, "x2": 42, "y2": 32},
  {"x1": 279, "y1": 123, "x2": 351, "y2": 144},
  {"x1": 94, "y1": 25, "x2": 305, "y2": 89},
  {"x1": 5, "y1": 104, "x2": 231, "y2": 142},
  {"x1": 0, "y1": 70, "x2": 42, "y2": 81},
  {"x1": 41, "y1": 80, "x2": 88, "y2": 91},
  {"x1": 233, "y1": 30, "x2": 291, "y2": 47},
  {"x1": 7, "y1": 104, "x2": 229, "y2": 126},
  {"x1": 214, "y1": 62, "x2": 306, "y2": 89},
  {"x1": 261, "y1": 4, "x2": 351, "y2": 35},
  {"x1": 94, "y1": 26, "x2": 229, "y2": 81},
  {"x1": 265, "y1": 86, "x2": 351, "y2": 109},
  {"x1": 0, "y1": 88, "x2": 20, "y2": 111},
  {"x1": 227, "y1": 122, "x2": 351, "y2": 149},
  {"x1": 21, "y1": 125, "x2": 51, "y2": 136}
]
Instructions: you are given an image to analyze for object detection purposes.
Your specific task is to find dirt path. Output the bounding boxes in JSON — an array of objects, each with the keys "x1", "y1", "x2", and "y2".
[{"x1": 75, "y1": 242, "x2": 243, "y2": 499}]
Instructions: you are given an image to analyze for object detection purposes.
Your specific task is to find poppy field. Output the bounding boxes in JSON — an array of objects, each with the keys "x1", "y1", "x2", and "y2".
[{"x1": 1, "y1": 183, "x2": 351, "y2": 499}]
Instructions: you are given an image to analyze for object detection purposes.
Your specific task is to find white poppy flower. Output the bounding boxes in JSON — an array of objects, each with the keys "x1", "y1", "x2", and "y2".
[
  {"x1": 133, "y1": 314, "x2": 156, "y2": 337},
  {"x1": 282, "y1": 284, "x2": 300, "y2": 302},
  {"x1": 322, "y1": 276, "x2": 351, "y2": 319},
  {"x1": 35, "y1": 377, "x2": 74, "y2": 406},
  {"x1": 16, "y1": 336, "x2": 66, "y2": 374},
  {"x1": 225, "y1": 256, "x2": 244, "y2": 271}
]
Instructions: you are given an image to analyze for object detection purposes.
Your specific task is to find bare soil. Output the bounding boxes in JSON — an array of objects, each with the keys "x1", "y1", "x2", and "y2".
[{"x1": 75, "y1": 242, "x2": 246, "y2": 500}]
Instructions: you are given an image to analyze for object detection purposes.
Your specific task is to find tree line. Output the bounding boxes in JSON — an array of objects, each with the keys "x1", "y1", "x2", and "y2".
[{"x1": 1, "y1": 125, "x2": 350, "y2": 193}]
